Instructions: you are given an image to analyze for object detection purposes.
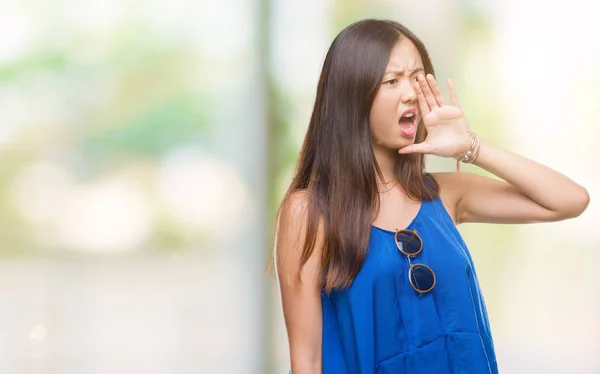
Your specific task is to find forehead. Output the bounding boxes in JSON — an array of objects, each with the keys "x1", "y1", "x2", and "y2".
[{"x1": 385, "y1": 38, "x2": 423, "y2": 70}]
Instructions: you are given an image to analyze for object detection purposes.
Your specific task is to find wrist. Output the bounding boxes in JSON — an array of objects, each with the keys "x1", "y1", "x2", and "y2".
[
  {"x1": 454, "y1": 132, "x2": 481, "y2": 172},
  {"x1": 454, "y1": 132, "x2": 480, "y2": 162}
]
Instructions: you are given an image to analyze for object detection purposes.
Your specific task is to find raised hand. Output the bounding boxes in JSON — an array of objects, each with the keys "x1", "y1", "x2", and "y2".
[{"x1": 398, "y1": 74, "x2": 471, "y2": 159}]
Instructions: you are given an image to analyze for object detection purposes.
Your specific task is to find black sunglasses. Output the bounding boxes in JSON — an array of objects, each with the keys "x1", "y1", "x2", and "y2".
[{"x1": 394, "y1": 229, "x2": 436, "y2": 295}]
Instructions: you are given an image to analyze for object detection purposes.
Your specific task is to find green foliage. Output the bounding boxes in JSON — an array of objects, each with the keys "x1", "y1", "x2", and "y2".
[{"x1": 82, "y1": 94, "x2": 209, "y2": 158}]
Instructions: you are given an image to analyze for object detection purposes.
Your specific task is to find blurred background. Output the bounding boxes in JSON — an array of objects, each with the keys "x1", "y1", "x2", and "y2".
[{"x1": 0, "y1": 0, "x2": 598, "y2": 373}]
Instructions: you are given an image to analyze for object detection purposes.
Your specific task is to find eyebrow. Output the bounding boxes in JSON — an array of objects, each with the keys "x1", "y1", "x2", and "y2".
[{"x1": 383, "y1": 67, "x2": 425, "y2": 77}]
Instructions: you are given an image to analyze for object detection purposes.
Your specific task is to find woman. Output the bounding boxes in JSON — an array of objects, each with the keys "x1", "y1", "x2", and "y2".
[{"x1": 274, "y1": 19, "x2": 589, "y2": 374}]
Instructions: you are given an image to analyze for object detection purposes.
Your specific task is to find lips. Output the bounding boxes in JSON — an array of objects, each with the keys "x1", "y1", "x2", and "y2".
[{"x1": 399, "y1": 109, "x2": 418, "y2": 138}]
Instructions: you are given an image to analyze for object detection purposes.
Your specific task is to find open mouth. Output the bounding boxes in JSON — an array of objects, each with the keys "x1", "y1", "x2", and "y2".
[{"x1": 399, "y1": 110, "x2": 418, "y2": 137}]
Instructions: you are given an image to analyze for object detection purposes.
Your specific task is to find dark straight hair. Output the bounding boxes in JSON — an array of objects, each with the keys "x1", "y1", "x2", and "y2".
[{"x1": 279, "y1": 19, "x2": 439, "y2": 293}]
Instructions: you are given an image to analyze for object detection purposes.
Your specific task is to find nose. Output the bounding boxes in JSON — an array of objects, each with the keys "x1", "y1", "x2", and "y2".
[{"x1": 400, "y1": 80, "x2": 417, "y2": 104}]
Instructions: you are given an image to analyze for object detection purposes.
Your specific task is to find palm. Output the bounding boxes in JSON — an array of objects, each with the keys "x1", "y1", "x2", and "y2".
[{"x1": 399, "y1": 75, "x2": 471, "y2": 158}]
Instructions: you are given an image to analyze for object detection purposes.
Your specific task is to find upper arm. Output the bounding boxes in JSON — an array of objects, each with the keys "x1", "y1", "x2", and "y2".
[
  {"x1": 432, "y1": 171, "x2": 569, "y2": 225},
  {"x1": 274, "y1": 191, "x2": 323, "y2": 373}
]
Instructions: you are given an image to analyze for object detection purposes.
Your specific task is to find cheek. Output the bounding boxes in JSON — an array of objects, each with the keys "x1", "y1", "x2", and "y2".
[{"x1": 370, "y1": 97, "x2": 396, "y2": 133}]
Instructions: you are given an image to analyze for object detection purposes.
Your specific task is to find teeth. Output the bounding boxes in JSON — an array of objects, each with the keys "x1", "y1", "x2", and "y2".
[{"x1": 404, "y1": 113, "x2": 414, "y2": 118}]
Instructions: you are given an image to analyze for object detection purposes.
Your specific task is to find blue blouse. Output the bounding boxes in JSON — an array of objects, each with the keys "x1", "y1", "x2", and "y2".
[{"x1": 320, "y1": 195, "x2": 498, "y2": 373}]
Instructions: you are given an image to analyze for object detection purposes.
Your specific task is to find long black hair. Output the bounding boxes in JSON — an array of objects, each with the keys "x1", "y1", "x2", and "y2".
[{"x1": 280, "y1": 19, "x2": 439, "y2": 292}]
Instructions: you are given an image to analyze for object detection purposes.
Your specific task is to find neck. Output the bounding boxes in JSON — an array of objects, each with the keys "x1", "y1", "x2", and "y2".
[{"x1": 372, "y1": 143, "x2": 398, "y2": 184}]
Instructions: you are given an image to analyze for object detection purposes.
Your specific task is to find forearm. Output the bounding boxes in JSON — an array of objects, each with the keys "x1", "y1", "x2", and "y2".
[{"x1": 472, "y1": 139, "x2": 590, "y2": 216}]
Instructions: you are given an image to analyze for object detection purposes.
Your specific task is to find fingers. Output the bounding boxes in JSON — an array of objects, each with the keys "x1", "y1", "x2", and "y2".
[
  {"x1": 415, "y1": 74, "x2": 458, "y2": 115},
  {"x1": 448, "y1": 78, "x2": 461, "y2": 108},
  {"x1": 418, "y1": 74, "x2": 439, "y2": 110},
  {"x1": 427, "y1": 75, "x2": 446, "y2": 106},
  {"x1": 398, "y1": 142, "x2": 434, "y2": 155},
  {"x1": 414, "y1": 79, "x2": 431, "y2": 116}
]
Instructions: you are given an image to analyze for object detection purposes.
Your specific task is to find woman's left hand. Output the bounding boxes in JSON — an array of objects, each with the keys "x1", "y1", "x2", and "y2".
[{"x1": 398, "y1": 74, "x2": 472, "y2": 159}]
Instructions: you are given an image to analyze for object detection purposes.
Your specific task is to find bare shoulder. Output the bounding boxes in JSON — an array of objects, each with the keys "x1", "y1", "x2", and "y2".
[
  {"x1": 277, "y1": 190, "x2": 320, "y2": 239},
  {"x1": 431, "y1": 171, "x2": 526, "y2": 224},
  {"x1": 431, "y1": 171, "x2": 479, "y2": 190},
  {"x1": 275, "y1": 189, "x2": 324, "y2": 281},
  {"x1": 429, "y1": 172, "x2": 480, "y2": 223},
  {"x1": 279, "y1": 190, "x2": 313, "y2": 222}
]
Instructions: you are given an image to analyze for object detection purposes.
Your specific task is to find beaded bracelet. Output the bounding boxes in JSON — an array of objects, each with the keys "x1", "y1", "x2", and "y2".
[{"x1": 455, "y1": 132, "x2": 480, "y2": 172}]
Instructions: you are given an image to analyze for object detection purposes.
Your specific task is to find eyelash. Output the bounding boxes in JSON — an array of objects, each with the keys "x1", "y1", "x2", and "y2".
[{"x1": 384, "y1": 76, "x2": 420, "y2": 85}]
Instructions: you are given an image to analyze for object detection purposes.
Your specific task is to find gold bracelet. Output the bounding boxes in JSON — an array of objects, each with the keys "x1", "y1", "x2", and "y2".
[
  {"x1": 467, "y1": 135, "x2": 481, "y2": 164},
  {"x1": 457, "y1": 132, "x2": 476, "y2": 162},
  {"x1": 455, "y1": 132, "x2": 481, "y2": 172},
  {"x1": 463, "y1": 134, "x2": 480, "y2": 164}
]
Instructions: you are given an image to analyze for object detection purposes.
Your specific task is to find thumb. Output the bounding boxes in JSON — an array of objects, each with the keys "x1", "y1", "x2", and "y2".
[{"x1": 398, "y1": 143, "x2": 434, "y2": 155}]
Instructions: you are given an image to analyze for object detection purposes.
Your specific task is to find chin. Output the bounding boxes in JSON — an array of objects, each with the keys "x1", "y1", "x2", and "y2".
[
  {"x1": 394, "y1": 138, "x2": 416, "y2": 149},
  {"x1": 373, "y1": 136, "x2": 415, "y2": 152}
]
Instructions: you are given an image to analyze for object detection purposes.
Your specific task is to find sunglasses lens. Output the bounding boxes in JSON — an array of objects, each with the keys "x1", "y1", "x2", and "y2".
[
  {"x1": 410, "y1": 264, "x2": 435, "y2": 293},
  {"x1": 395, "y1": 231, "x2": 422, "y2": 256}
]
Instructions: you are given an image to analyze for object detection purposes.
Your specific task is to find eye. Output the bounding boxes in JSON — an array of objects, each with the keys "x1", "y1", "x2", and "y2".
[
  {"x1": 411, "y1": 76, "x2": 420, "y2": 84},
  {"x1": 384, "y1": 78, "x2": 398, "y2": 85}
]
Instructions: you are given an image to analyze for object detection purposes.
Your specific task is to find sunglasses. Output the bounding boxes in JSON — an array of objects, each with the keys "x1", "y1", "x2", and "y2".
[{"x1": 394, "y1": 229, "x2": 436, "y2": 295}]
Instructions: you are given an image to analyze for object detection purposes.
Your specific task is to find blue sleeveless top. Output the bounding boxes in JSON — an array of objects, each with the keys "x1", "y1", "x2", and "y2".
[{"x1": 320, "y1": 195, "x2": 498, "y2": 374}]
